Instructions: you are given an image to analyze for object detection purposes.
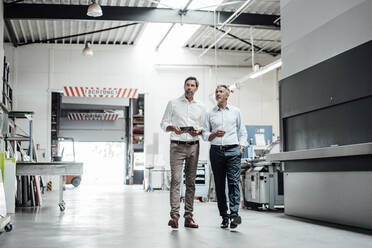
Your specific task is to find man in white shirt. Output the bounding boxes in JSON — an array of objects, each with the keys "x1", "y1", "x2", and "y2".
[
  {"x1": 160, "y1": 76, "x2": 205, "y2": 229},
  {"x1": 203, "y1": 85, "x2": 248, "y2": 229}
]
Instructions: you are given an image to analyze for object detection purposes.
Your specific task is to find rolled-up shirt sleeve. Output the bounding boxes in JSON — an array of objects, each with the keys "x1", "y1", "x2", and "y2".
[
  {"x1": 160, "y1": 101, "x2": 172, "y2": 132},
  {"x1": 202, "y1": 112, "x2": 211, "y2": 141},
  {"x1": 237, "y1": 111, "x2": 248, "y2": 146}
]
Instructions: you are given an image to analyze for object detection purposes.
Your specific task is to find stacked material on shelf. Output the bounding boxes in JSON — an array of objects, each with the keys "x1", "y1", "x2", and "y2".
[{"x1": 16, "y1": 175, "x2": 43, "y2": 207}]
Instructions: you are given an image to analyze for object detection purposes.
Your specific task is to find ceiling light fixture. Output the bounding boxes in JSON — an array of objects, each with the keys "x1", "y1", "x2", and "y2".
[
  {"x1": 249, "y1": 59, "x2": 282, "y2": 79},
  {"x1": 87, "y1": 0, "x2": 103, "y2": 17},
  {"x1": 82, "y1": 42, "x2": 94, "y2": 56},
  {"x1": 233, "y1": 59, "x2": 282, "y2": 88}
]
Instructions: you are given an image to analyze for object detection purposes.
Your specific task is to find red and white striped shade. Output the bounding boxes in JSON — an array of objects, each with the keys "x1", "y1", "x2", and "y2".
[
  {"x1": 68, "y1": 113, "x2": 119, "y2": 121},
  {"x1": 63, "y1": 86, "x2": 138, "y2": 98}
]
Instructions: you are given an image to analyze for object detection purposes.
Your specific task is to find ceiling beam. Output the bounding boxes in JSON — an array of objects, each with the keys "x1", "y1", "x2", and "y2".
[{"x1": 4, "y1": 4, "x2": 280, "y2": 29}]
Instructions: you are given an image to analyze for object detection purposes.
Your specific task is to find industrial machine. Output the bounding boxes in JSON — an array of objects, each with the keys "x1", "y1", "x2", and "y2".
[
  {"x1": 241, "y1": 130, "x2": 284, "y2": 210},
  {"x1": 244, "y1": 125, "x2": 276, "y2": 159},
  {"x1": 241, "y1": 160, "x2": 284, "y2": 210}
]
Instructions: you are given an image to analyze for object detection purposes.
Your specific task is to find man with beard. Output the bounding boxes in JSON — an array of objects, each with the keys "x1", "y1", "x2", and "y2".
[
  {"x1": 160, "y1": 76, "x2": 205, "y2": 229},
  {"x1": 203, "y1": 85, "x2": 247, "y2": 229}
]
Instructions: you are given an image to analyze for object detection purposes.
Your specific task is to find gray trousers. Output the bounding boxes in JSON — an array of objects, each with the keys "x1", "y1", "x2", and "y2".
[{"x1": 169, "y1": 142, "x2": 199, "y2": 218}]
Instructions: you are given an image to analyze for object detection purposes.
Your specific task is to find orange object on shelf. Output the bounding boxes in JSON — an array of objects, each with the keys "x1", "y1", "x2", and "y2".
[
  {"x1": 133, "y1": 134, "x2": 144, "y2": 137},
  {"x1": 65, "y1": 175, "x2": 82, "y2": 187}
]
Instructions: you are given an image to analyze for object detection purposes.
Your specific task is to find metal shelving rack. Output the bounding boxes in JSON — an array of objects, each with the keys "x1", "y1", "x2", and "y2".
[
  {"x1": 6, "y1": 111, "x2": 35, "y2": 161},
  {"x1": 0, "y1": 56, "x2": 13, "y2": 233},
  {"x1": 126, "y1": 94, "x2": 144, "y2": 185}
]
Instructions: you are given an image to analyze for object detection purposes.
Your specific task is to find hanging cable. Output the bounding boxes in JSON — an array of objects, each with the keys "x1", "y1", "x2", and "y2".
[
  {"x1": 250, "y1": 26, "x2": 255, "y2": 69},
  {"x1": 214, "y1": 9, "x2": 218, "y2": 85}
]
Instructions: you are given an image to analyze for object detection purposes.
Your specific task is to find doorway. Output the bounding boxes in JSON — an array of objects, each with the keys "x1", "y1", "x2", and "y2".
[{"x1": 73, "y1": 142, "x2": 126, "y2": 185}]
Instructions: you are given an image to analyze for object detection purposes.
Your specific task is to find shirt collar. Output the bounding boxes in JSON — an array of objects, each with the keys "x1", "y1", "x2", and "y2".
[
  {"x1": 179, "y1": 94, "x2": 196, "y2": 103},
  {"x1": 214, "y1": 104, "x2": 230, "y2": 111}
]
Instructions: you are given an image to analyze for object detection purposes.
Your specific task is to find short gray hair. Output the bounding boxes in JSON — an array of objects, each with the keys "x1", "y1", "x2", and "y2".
[{"x1": 216, "y1": 84, "x2": 230, "y2": 95}]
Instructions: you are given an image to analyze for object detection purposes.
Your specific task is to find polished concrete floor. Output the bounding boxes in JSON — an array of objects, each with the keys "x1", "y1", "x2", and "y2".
[{"x1": 1, "y1": 184, "x2": 372, "y2": 248}]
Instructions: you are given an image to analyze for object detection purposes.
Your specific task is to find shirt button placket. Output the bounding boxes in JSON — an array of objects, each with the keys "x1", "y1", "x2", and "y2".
[
  {"x1": 221, "y1": 110, "x2": 224, "y2": 146},
  {"x1": 186, "y1": 102, "x2": 189, "y2": 141}
]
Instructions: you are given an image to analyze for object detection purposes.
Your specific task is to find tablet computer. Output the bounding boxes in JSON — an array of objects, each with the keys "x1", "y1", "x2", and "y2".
[{"x1": 180, "y1": 126, "x2": 195, "y2": 132}]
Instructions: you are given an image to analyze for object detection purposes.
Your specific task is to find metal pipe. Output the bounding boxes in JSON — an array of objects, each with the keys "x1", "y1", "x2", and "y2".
[
  {"x1": 218, "y1": 0, "x2": 252, "y2": 30},
  {"x1": 143, "y1": 0, "x2": 175, "y2": 9},
  {"x1": 154, "y1": 63, "x2": 251, "y2": 69},
  {"x1": 155, "y1": 23, "x2": 175, "y2": 51},
  {"x1": 182, "y1": 0, "x2": 194, "y2": 11},
  {"x1": 200, "y1": 28, "x2": 231, "y2": 57},
  {"x1": 195, "y1": 1, "x2": 244, "y2": 10},
  {"x1": 155, "y1": 0, "x2": 193, "y2": 51}
]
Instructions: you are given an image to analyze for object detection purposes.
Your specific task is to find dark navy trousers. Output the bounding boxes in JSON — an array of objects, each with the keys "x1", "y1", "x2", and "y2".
[{"x1": 210, "y1": 145, "x2": 241, "y2": 219}]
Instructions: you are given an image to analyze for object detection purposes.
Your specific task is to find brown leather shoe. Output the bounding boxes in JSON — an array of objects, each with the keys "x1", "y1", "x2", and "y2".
[
  {"x1": 168, "y1": 216, "x2": 179, "y2": 229},
  {"x1": 184, "y1": 217, "x2": 199, "y2": 228}
]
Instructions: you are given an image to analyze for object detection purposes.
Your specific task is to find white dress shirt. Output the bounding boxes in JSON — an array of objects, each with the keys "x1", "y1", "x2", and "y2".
[
  {"x1": 202, "y1": 104, "x2": 248, "y2": 146},
  {"x1": 160, "y1": 95, "x2": 206, "y2": 141}
]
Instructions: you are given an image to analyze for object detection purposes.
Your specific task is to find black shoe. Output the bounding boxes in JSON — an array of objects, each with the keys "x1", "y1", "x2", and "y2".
[
  {"x1": 230, "y1": 215, "x2": 241, "y2": 229},
  {"x1": 220, "y1": 218, "x2": 229, "y2": 229}
]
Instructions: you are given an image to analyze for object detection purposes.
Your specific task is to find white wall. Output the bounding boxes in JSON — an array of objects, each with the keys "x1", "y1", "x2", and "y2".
[
  {"x1": 4, "y1": 31, "x2": 280, "y2": 169},
  {"x1": 236, "y1": 70, "x2": 279, "y2": 136},
  {"x1": 281, "y1": 0, "x2": 372, "y2": 78}
]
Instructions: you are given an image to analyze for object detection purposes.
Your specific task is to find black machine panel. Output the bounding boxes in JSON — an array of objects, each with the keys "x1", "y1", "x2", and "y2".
[
  {"x1": 280, "y1": 40, "x2": 372, "y2": 152},
  {"x1": 280, "y1": 40, "x2": 372, "y2": 119},
  {"x1": 283, "y1": 96, "x2": 372, "y2": 151}
]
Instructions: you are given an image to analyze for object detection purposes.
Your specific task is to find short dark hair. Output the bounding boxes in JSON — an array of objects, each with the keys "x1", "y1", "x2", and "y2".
[
  {"x1": 184, "y1": 76, "x2": 199, "y2": 88},
  {"x1": 216, "y1": 84, "x2": 230, "y2": 94}
]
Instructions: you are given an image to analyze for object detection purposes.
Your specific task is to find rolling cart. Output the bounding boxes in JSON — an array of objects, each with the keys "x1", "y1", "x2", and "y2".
[
  {"x1": 16, "y1": 162, "x2": 83, "y2": 211},
  {"x1": 0, "y1": 215, "x2": 12, "y2": 233}
]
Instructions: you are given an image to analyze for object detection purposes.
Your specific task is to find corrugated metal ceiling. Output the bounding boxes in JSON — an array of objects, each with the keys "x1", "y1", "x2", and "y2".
[
  {"x1": 9, "y1": 0, "x2": 155, "y2": 7},
  {"x1": 185, "y1": 0, "x2": 281, "y2": 55},
  {"x1": 4, "y1": 0, "x2": 281, "y2": 57},
  {"x1": 5, "y1": 19, "x2": 144, "y2": 45},
  {"x1": 4, "y1": 0, "x2": 156, "y2": 45},
  {"x1": 185, "y1": 25, "x2": 281, "y2": 55}
]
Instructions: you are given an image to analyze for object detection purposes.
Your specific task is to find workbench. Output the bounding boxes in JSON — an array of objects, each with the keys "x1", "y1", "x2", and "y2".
[{"x1": 16, "y1": 162, "x2": 83, "y2": 211}]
